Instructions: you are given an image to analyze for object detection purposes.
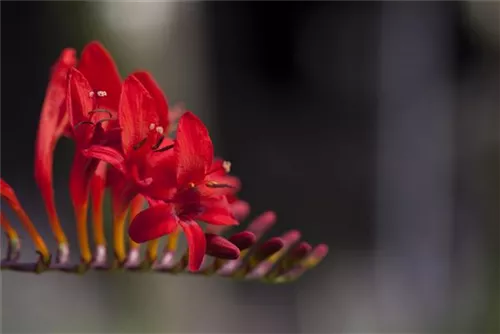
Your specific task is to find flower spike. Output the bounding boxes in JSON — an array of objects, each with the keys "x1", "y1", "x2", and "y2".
[{"x1": 1, "y1": 41, "x2": 327, "y2": 283}]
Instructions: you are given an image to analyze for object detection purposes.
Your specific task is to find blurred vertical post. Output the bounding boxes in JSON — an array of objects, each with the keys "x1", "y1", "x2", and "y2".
[{"x1": 375, "y1": 2, "x2": 455, "y2": 331}]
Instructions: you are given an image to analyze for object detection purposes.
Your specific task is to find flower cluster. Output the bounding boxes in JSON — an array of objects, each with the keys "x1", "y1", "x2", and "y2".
[{"x1": 0, "y1": 42, "x2": 327, "y2": 282}]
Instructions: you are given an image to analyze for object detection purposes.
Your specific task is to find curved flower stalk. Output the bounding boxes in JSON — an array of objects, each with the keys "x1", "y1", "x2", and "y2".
[
  {"x1": 1, "y1": 184, "x2": 328, "y2": 282},
  {"x1": 1, "y1": 41, "x2": 327, "y2": 282}
]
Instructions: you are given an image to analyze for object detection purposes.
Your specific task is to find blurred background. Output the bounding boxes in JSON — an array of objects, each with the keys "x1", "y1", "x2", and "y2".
[{"x1": 1, "y1": 1, "x2": 499, "y2": 333}]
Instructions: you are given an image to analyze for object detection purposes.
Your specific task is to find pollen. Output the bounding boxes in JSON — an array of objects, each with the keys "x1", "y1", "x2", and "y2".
[
  {"x1": 223, "y1": 161, "x2": 231, "y2": 173},
  {"x1": 89, "y1": 91, "x2": 95, "y2": 98},
  {"x1": 149, "y1": 123, "x2": 156, "y2": 131},
  {"x1": 96, "y1": 90, "x2": 107, "y2": 97},
  {"x1": 155, "y1": 126, "x2": 164, "y2": 135},
  {"x1": 187, "y1": 182, "x2": 196, "y2": 189}
]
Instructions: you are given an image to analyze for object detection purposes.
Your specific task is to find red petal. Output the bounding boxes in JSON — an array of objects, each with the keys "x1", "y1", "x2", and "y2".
[
  {"x1": 77, "y1": 41, "x2": 122, "y2": 111},
  {"x1": 0, "y1": 178, "x2": 17, "y2": 205},
  {"x1": 205, "y1": 233, "x2": 240, "y2": 259},
  {"x1": 197, "y1": 201, "x2": 239, "y2": 226},
  {"x1": 207, "y1": 159, "x2": 226, "y2": 176},
  {"x1": 119, "y1": 75, "x2": 157, "y2": 157},
  {"x1": 90, "y1": 161, "x2": 107, "y2": 210},
  {"x1": 106, "y1": 168, "x2": 136, "y2": 217},
  {"x1": 132, "y1": 71, "x2": 169, "y2": 130},
  {"x1": 69, "y1": 151, "x2": 99, "y2": 209},
  {"x1": 128, "y1": 204, "x2": 178, "y2": 243},
  {"x1": 82, "y1": 145, "x2": 127, "y2": 175},
  {"x1": 66, "y1": 68, "x2": 95, "y2": 144},
  {"x1": 111, "y1": 177, "x2": 137, "y2": 218},
  {"x1": 34, "y1": 48, "x2": 76, "y2": 228},
  {"x1": 175, "y1": 112, "x2": 214, "y2": 186},
  {"x1": 179, "y1": 220, "x2": 206, "y2": 272},
  {"x1": 229, "y1": 200, "x2": 250, "y2": 221},
  {"x1": 142, "y1": 145, "x2": 177, "y2": 199}
]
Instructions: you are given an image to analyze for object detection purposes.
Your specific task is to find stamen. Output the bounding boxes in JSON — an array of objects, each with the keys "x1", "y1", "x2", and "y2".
[
  {"x1": 149, "y1": 123, "x2": 156, "y2": 131},
  {"x1": 155, "y1": 126, "x2": 164, "y2": 135},
  {"x1": 206, "y1": 181, "x2": 235, "y2": 189},
  {"x1": 152, "y1": 143, "x2": 174, "y2": 152},
  {"x1": 74, "y1": 120, "x2": 95, "y2": 130},
  {"x1": 151, "y1": 136, "x2": 165, "y2": 150},
  {"x1": 88, "y1": 109, "x2": 113, "y2": 119},
  {"x1": 95, "y1": 118, "x2": 113, "y2": 126},
  {"x1": 89, "y1": 91, "x2": 95, "y2": 98},
  {"x1": 96, "y1": 90, "x2": 107, "y2": 97},
  {"x1": 133, "y1": 137, "x2": 148, "y2": 150}
]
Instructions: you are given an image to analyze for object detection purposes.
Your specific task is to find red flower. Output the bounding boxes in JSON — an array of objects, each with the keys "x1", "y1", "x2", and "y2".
[
  {"x1": 64, "y1": 42, "x2": 122, "y2": 264},
  {"x1": 34, "y1": 47, "x2": 76, "y2": 253},
  {"x1": 34, "y1": 41, "x2": 124, "y2": 263},
  {"x1": 81, "y1": 71, "x2": 172, "y2": 263},
  {"x1": 82, "y1": 72, "x2": 173, "y2": 214},
  {"x1": 127, "y1": 112, "x2": 239, "y2": 272}
]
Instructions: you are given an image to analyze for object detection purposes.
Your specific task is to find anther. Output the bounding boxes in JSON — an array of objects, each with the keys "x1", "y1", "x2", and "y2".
[
  {"x1": 149, "y1": 123, "x2": 156, "y2": 131},
  {"x1": 206, "y1": 181, "x2": 234, "y2": 189},
  {"x1": 188, "y1": 182, "x2": 196, "y2": 189},
  {"x1": 222, "y1": 161, "x2": 231, "y2": 173},
  {"x1": 89, "y1": 91, "x2": 95, "y2": 98},
  {"x1": 151, "y1": 136, "x2": 165, "y2": 150},
  {"x1": 133, "y1": 137, "x2": 148, "y2": 150},
  {"x1": 152, "y1": 143, "x2": 174, "y2": 152},
  {"x1": 155, "y1": 126, "x2": 164, "y2": 135},
  {"x1": 96, "y1": 90, "x2": 107, "y2": 97}
]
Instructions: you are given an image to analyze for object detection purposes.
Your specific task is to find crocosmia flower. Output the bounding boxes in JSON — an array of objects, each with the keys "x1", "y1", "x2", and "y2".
[{"x1": 1, "y1": 41, "x2": 327, "y2": 282}]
